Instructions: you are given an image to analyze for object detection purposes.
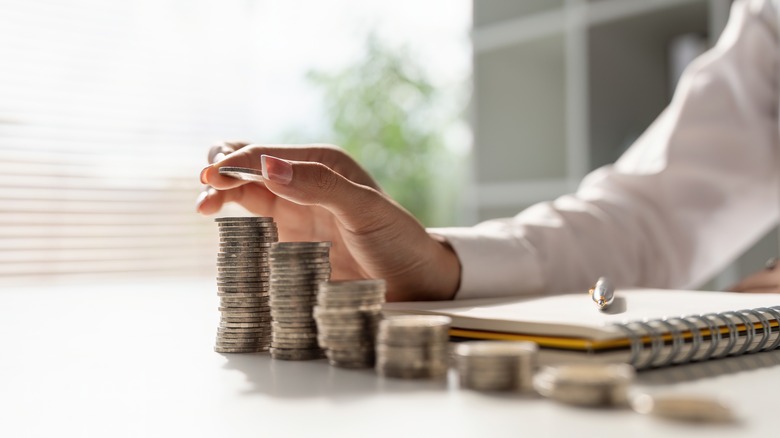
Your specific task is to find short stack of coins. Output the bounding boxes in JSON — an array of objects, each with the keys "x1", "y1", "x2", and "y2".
[
  {"x1": 314, "y1": 279, "x2": 386, "y2": 368},
  {"x1": 454, "y1": 341, "x2": 538, "y2": 392},
  {"x1": 214, "y1": 216, "x2": 278, "y2": 353},
  {"x1": 375, "y1": 315, "x2": 451, "y2": 379},
  {"x1": 533, "y1": 363, "x2": 635, "y2": 407},
  {"x1": 268, "y1": 241, "x2": 332, "y2": 360}
]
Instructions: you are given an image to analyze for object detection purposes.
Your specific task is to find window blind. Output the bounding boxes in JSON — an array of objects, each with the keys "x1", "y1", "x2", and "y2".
[{"x1": 0, "y1": 0, "x2": 260, "y2": 284}]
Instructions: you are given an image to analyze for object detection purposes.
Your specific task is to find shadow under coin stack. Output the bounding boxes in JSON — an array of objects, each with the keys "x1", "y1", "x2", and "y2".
[
  {"x1": 314, "y1": 279, "x2": 386, "y2": 368},
  {"x1": 375, "y1": 315, "x2": 451, "y2": 379},
  {"x1": 214, "y1": 216, "x2": 278, "y2": 353},
  {"x1": 453, "y1": 341, "x2": 538, "y2": 392},
  {"x1": 269, "y1": 241, "x2": 332, "y2": 360}
]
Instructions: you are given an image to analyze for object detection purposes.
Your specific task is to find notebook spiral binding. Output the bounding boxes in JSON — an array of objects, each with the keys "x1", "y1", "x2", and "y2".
[{"x1": 613, "y1": 306, "x2": 780, "y2": 369}]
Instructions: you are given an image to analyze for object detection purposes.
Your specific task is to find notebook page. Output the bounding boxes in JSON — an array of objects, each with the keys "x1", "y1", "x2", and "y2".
[{"x1": 383, "y1": 289, "x2": 780, "y2": 341}]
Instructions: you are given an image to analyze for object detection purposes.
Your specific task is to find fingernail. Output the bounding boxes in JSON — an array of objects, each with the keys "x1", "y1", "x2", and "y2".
[
  {"x1": 261, "y1": 155, "x2": 293, "y2": 185},
  {"x1": 195, "y1": 190, "x2": 209, "y2": 212},
  {"x1": 199, "y1": 166, "x2": 211, "y2": 184},
  {"x1": 214, "y1": 153, "x2": 226, "y2": 163}
]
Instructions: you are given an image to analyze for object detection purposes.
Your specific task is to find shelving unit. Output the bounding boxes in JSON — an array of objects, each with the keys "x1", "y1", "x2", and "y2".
[{"x1": 470, "y1": 0, "x2": 771, "y2": 288}]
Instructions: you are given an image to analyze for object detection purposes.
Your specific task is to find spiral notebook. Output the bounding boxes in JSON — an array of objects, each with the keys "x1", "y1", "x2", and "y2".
[{"x1": 382, "y1": 289, "x2": 780, "y2": 370}]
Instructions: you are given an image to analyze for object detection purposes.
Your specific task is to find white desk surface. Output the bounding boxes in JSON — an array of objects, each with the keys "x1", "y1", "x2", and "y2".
[{"x1": 2, "y1": 279, "x2": 779, "y2": 438}]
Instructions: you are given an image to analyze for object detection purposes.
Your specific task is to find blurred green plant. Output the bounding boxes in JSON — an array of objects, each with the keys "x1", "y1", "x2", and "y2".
[{"x1": 303, "y1": 34, "x2": 466, "y2": 227}]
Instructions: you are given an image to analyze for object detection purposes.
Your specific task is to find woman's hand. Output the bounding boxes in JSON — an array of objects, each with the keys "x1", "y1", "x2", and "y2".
[
  {"x1": 196, "y1": 142, "x2": 461, "y2": 301},
  {"x1": 729, "y1": 258, "x2": 780, "y2": 293}
]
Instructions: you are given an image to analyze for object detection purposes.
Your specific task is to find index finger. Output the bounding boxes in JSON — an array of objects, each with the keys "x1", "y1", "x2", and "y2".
[
  {"x1": 207, "y1": 140, "x2": 251, "y2": 164},
  {"x1": 201, "y1": 147, "x2": 262, "y2": 190}
]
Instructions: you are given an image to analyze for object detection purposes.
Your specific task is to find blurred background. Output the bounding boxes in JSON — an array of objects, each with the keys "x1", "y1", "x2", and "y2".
[{"x1": 0, "y1": 0, "x2": 770, "y2": 290}]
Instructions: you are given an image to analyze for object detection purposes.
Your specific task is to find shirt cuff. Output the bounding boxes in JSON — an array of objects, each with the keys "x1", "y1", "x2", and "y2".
[{"x1": 428, "y1": 226, "x2": 545, "y2": 300}]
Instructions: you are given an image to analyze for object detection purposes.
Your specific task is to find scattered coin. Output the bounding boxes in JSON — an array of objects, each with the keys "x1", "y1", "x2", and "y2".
[
  {"x1": 533, "y1": 363, "x2": 635, "y2": 407},
  {"x1": 630, "y1": 393, "x2": 736, "y2": 423}
]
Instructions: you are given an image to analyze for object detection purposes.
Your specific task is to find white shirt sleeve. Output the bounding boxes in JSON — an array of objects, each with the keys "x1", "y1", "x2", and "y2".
[{"x1": 431, "y1": 0, "x2": 780, "y2": 300}]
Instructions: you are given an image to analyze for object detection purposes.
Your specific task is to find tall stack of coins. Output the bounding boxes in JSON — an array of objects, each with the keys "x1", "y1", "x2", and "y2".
[
  {"x1": 314, "y1": 279, "x2": 386, "y2": 368},
  {"x1": 375, "y1": 315, "x2": 451, "y2": 379},
  {"x1": 214, "y1": 216, "x2": 278, "y2": 353},
  {"x1": 268, "y1": 241, "x2": 332, "y2": 360},
  {"x1": 454, "y1": 341, "x2": 538, "y2": 392}
]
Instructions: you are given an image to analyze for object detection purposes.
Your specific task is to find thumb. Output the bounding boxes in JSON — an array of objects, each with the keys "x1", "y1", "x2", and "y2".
[{"x1": 260, "y1": 154, "x2": 387, "y2": 231}]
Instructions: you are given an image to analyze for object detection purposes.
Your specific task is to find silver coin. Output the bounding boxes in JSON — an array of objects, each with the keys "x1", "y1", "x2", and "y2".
[
  {"x1": 272, "y1": 317, "x2": 316, "y2": 325},
  {"x1": 269, "y1": 348, "x2": 324, "y2": 361},
  {"x1": 219, "y1": 241, "x2": 275, "y2": 247},
  {"x1": 272, "y1": 321, "x2": 316, "y2": 329},
  {"x1": 269, "y1": 295, "x2": 319, "y2": 303},
  {"x1": 219, "y1": 300, "x2": 270, "y2": 306},
  {"x1": 219, "y1": 238, "x2": 277, "y2": 245},
  {"x1": 272, "y1": 332, "x2": 319, "y2": 341},
  {"x1": 217, "y1": 252, "x2": 271, "y2": 258},
  {"x1": 268, "y1": 255, "x2": 330, "y2": 265},
  {"x1": 269, "y1": 290, "x2": 322, "y2": 297},
  {"x1": 273, "y1": 330, "x2": 317, "y2": 338},
  {"x1": 313, "y1": 305, "x2": 382, "y2": 316},
  {"x1": 270, "y1": 310, "x2": 314, "y2": 319},
  {"x1": 271, "y1": 341, "x2": 321, "y2": 350},
  {"x1": 316, "y1": 326, "x2": 375, "y2": 337},
  {"x1": 220, "y1": 298, "x2": 270, "y2": 306},
  {"x1": 218, "y1": 276, "x2": 271, "y2": 282},
  {"x1": 214, "y1": 346, "x2": 266, "y2": 354},
  {"x1": 218, "y1": 166, "x2": 264, "y2": 181},
  {"x1": 217, "y1": 332, "x2": 271, "y2": 338},
  {"x1": 217, "y1": 278, "x2": 271, "y2": 284},
  {"x1": 219, "y1": 304, "x2": 269, "y2": 311},
  {"x1": 270, "y1": 260, "x2": 332, "y2": 267},
  {"x1": 533, "y1": 364, "x2": 635, "y2": 407},
  {"x1": 215, "y1": 215, "x2": 274, "y2": 222},
  {"x1": 272, "y1": 241, "x2": 331, "y2": 248},
  {"x1": 216, "y1": 338, "x2": 269, "y2": 346},
  {"x1": 269, "y1": 280, "x2": 329, "y2": 288},
  {"x1": 270, "y1": 269, "x2": 331, "y2": 276},
  {"x1": 218, "y1": 249, "x2": 274, "y2": 255},
  {"x1": 217, "y1": 286, "x2": 271, "y2": 292},
  {"x1": 219, "y1": 321, "x2": 271, "y2": 328},
  {"x1": 217, "y1": 223, "x2": 277, "y2": 230},
  {"x1": 219, "y1": 240, "x2": 277, "y2": 246},
  {"x1": 630, "y1": 393, "x2": 735, "y2": 423},
  {"x1": 217, "y1": 265, "x2": 272, "y2": 271},
  {"x1": 270, "y1": 268, "x2": 332, "y2": 276},
  {"x1": 218, "y1": 328, "x2": 271, "y2": 335},
  {"x1": 217, "y1": 284, "x2": 271, "y2": 290},
  {"x1": 218, "y1": 285, "x2": 271, "y2": 290},
  {"x1": 319, "y1": 279, "x2": 385, "y2": 290},
  {"x1": 218, "y1": 293, "x2": 271, "y2": 300},
  {"x1": 219, "y1": 309, "x2": 270, "y2": 316},
  {"x1": 217, "y1": 259, "x2": 270, "y2": 266},
  {"x1": 220, "y1": 307, "x2": 271, "y2": 313},
  {"x1": 326, "y1": 347, "x2": 375, "y2": 359}
]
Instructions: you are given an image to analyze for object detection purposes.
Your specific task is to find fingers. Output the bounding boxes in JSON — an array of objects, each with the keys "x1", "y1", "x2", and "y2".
[
  {"x1": 259, "y1": 154, "x2": 387, "y2": 232},
  {"x1": 201, "y1": 144, "x2": 380, "y2": 190},
  {"x1": 728, "y1": 269, "x2": 780, "y2": 293},
  {"x1": 207, "y1": 140, "x2": 250, "y2": 164},
  {"x1": 195, "y1": 184, "x2": 277, "y2": 216}
]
